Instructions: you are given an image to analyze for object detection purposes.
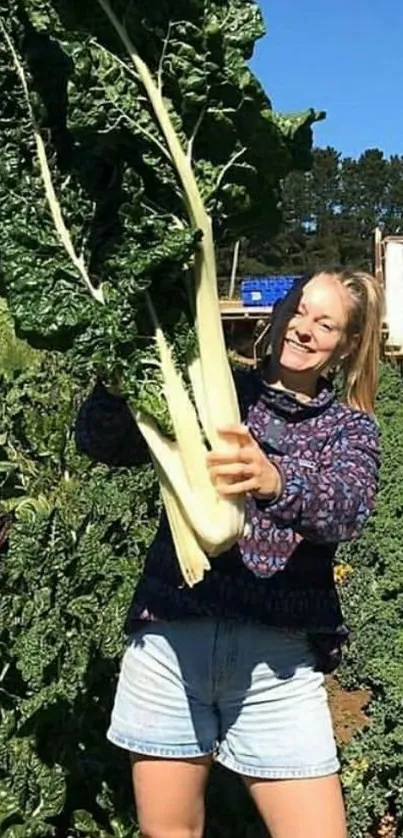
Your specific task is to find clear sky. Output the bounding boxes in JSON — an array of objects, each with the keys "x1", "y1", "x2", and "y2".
[{"x1": 250, "y1": 0, "x2": 403, "y2": 159}]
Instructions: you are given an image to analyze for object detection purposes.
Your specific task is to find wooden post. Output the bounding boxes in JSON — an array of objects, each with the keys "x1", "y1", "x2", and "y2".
[
  {"x1": 228, "y1": 239, "x2": 240, "y2": 299},
  {"x1": 374, "y1": 226, "x2": 383, "y2": 287}
]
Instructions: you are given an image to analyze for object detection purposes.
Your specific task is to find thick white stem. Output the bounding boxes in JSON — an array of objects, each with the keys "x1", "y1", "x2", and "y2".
[
  {"x1": 155, "y1": 459, "x2": 210, "y2": 588},
  {"x1": 96, "y1": 1, "x2": 245, "y2": 574},
  {"x1": 134, "y1": 411, "x2": 243, "y2": 550},
  {"x1": 1, "y1": 23, "x2": 104, "y2": 305}
]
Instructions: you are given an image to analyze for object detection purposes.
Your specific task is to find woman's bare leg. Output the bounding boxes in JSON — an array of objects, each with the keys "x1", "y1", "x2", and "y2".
[
  {"x1": 132, "y1": 754, "x2": 212, "y2": 838},
  {"x1": 244, "y1": 773, "x2": 347, "y2": 838}
]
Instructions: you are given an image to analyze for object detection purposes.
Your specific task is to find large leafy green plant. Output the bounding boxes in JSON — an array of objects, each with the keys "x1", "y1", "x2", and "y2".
[
  {"x1": 0, "y1": 0, "x2": 323, "y2": 586},
  {"x1": 0, "y1": 0, "x2": 321, "y2": 397},
  {"x1": 0, "y1": 2, "x2": 324, "y2": 834}
]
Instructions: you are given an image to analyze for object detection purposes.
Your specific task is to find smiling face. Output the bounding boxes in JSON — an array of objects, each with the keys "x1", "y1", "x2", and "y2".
[{"x1": 275, "y1": 272, "x2": 353, "y2": 382}]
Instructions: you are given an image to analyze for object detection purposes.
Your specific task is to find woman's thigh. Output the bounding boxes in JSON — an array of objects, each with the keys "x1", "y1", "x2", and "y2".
[
  {"x1": 108, "y1": 620, "x2": 219, "y2": 836},
  {"x1": 132, "y1": 754, "x2": 212, "y2": 838},
  {"x1": 215, "y1": 625, "x2": 345, "y2": 836},
  {"x1": 245, "y1": 774, "x2": 347, "y2": 838},
  {"x1": 107, "y1": 620, "x2": 219, "y2": 758},
  {"x1": 216, "y1": 625, "x2": 339, "y2": 780}
]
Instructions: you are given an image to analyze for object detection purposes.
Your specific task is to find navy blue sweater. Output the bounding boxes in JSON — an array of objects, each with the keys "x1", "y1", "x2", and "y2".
[{"x1": 75, "y1": 369, "x2": 380, "y2": 672}]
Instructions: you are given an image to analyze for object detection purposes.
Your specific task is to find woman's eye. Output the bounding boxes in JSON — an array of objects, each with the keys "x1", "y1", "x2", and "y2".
[{"x1": 320, "y1": 322, "x2": 332, "y2": 332}]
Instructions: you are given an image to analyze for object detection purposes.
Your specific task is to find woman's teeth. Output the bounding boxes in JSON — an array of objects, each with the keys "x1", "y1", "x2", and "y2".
[{"x1": 286, "y1": 339, "x2": 312, "y2": 354}]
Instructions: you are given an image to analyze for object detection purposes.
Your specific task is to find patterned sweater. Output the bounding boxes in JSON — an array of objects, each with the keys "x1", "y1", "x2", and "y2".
[{"x1": 75, "y1": 368, "x2": 380, "y2": 672}]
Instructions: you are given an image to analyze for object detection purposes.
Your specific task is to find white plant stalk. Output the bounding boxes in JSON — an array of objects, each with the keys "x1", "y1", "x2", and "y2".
[
  {"x1": 4, "y1": 7, "x2": 246, "y2": 585},
  {"x1": 154, "y1": 458, "x2": 210, "y2": 587},
  {"x1": 1, "y1": 22, "x2": 104, "y2": 305},
  {"x1": 97, "y1": 0, "x2": 245, "y2": 583}
]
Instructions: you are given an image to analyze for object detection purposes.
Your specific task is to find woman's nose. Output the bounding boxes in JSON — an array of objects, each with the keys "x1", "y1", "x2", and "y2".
[{"x1": 295, "y1": 322, "x2": 313, "y2": 342}]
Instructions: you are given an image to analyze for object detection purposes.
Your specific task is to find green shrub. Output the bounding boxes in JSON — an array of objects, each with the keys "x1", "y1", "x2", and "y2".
[
  {"x1": 338, "y1": 363, "x2": 403, "y2": 838},
  {"x1": 0, "y1": 339, "x2": 157, "y2": 837}
]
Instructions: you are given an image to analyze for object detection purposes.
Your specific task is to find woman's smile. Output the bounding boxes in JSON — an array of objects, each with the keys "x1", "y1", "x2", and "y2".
[{"x1": 284, "y1": 337, "x2": 315, "y2": 355}]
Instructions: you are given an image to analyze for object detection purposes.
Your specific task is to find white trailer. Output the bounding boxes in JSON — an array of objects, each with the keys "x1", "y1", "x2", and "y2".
[{"x1": 374, "y1": 227, "x2": 403, "y2": 356}]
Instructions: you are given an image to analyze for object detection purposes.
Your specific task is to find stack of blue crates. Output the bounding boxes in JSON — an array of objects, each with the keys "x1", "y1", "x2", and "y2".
[{"x1": 241, "y1": 275, "x2": 301, "y2": 307}]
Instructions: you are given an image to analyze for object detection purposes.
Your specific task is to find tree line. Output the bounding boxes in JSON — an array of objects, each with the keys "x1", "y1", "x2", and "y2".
[{"x1": 220, "y1": 147, "x2": 403, "y2": 282}]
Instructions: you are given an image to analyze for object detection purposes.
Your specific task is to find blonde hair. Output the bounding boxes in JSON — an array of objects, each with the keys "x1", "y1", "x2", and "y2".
[
  {"x1": 332, "y1": 268, "x2": 384, "y2": 415},
  {"x1": 266, "y1": 268, "x2": 384, "y2": 416}
]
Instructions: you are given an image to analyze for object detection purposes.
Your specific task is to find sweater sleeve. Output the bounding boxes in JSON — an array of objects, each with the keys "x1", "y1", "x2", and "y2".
[
  {"x1": 261, "y1": 412, "x2": 380, "y2": 543},
  {"x1": 75, "y1": 382, "x2": 149, "y2": 468}
]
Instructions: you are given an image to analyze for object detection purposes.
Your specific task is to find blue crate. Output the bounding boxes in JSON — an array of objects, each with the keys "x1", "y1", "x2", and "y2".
[{"x1": 241, "y1": 275, "x2": 301, "y2": 307}]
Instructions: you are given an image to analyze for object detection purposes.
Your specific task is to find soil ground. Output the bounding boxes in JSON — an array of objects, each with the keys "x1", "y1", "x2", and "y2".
[{"x1": 326, "y1": 675, "x2": 371, "y2": 745}]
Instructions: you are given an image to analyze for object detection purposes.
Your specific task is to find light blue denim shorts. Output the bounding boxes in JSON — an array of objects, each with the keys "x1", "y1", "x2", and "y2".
[{"x1": 107, "y1": 619, "x2": 339, "y2": 779}]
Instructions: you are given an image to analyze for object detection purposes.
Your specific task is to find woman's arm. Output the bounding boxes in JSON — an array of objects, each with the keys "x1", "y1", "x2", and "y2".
[
  {"x1": 208, "y1": 410, "x2": 380, "y2": 545},
  {"x1": 75, "y1": 381, "x2": 149, "y2": 467},
  {"x1": 263, "y1": 413, "x2": 380, "y2": 543}
]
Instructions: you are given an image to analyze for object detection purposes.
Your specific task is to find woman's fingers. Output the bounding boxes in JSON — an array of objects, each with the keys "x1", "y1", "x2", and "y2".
[
  {"x1": 217, "y1": 424, "x2": 254, "y2": 445},
  {"x1": 206, "y1": 424, "x2": 274, "y2": 498},
  {"x1": 209, "y1": 459, "x2": 261, "y2": 497},
  {"x1": 216, "y1": 477, "x2": 259, "y2": 496},
  {"x1": 207, "y1": 445, "x2": 255, "y2": 466},
  {"x1": 209, "y1": 463, "x2": 254, "y2": 477}
]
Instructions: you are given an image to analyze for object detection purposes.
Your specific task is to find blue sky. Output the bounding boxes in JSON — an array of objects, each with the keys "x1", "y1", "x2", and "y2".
[{"x1": 250, "y1": 0, "x2": 403, "y2": 159}]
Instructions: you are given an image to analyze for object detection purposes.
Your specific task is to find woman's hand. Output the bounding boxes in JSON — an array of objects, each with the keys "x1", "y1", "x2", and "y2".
[{"x1": 206, "y1": 425, "x2": 282, "y2": 500}]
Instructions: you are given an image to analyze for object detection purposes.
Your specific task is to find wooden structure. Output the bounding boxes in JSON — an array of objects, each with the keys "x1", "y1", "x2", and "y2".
[
  {"x1": 374, "y1": 227, "x2": 403, "y2": 359},
  {"x1": 220, "y1": 299, "x2": 273, "y2": 366}
]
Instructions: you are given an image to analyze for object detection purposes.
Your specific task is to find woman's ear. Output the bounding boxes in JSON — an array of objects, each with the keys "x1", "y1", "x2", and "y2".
[
  {"x1": 336, "y1": 332, "x2": 360, "y2": 364},
  {"x1": 344, "y1": 333, "x2": 360, "y2": 361}
]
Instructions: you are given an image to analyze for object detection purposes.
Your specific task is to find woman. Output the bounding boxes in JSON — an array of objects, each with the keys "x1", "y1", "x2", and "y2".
[{"x1": 76, "y1": 268, "x2": 383, "y2": 838}]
